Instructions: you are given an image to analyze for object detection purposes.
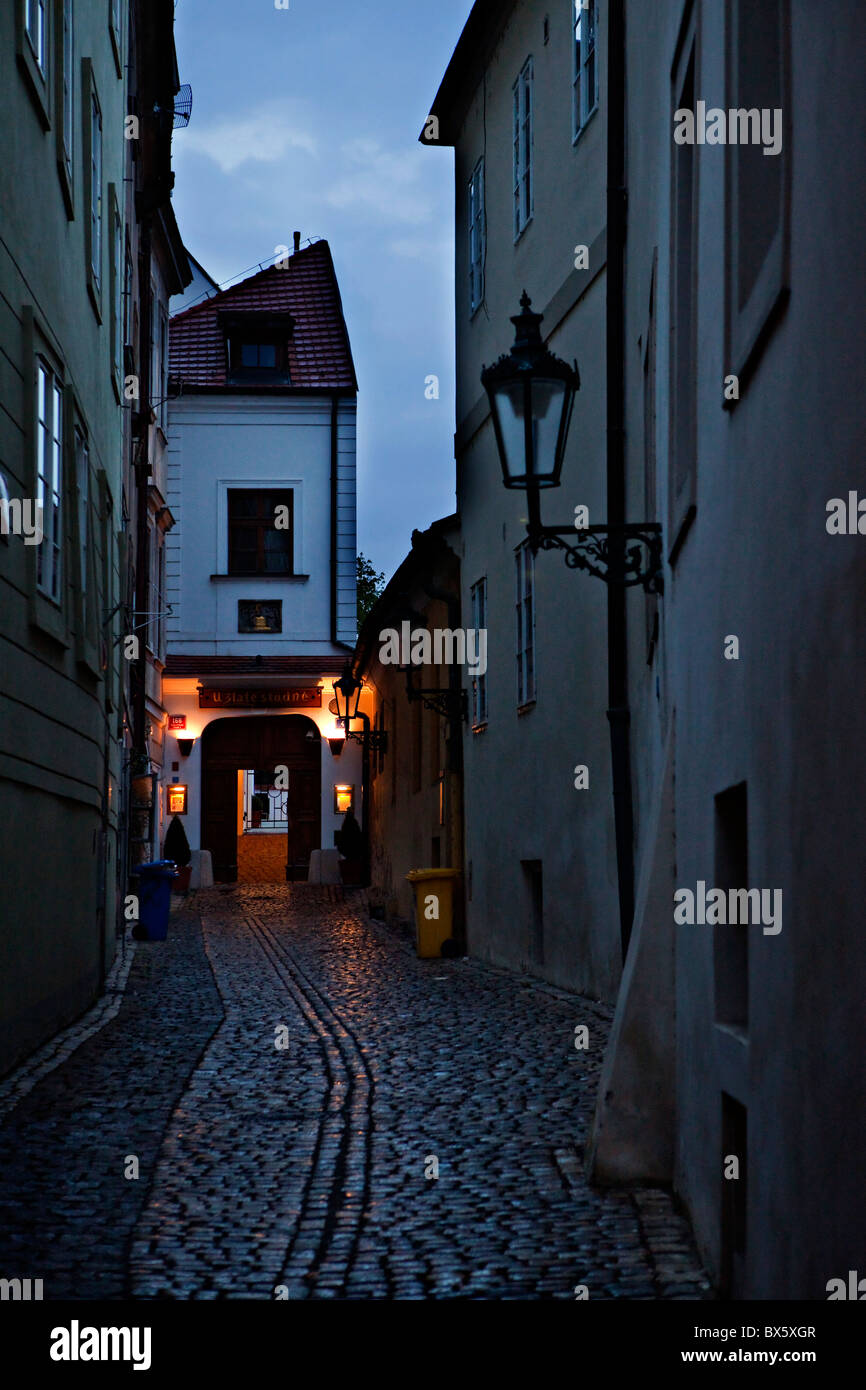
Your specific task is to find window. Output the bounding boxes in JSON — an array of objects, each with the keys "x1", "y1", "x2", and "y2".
[
  {"x1": 56, "y1": 0, "x2": 74, "y2": 207},
  {"x1": 714, "y1": 782, "x2": 749, "y2": 1032},
  {"x1": 25, "y1": 0, "x2": 47, "y2": 73},
  {"x1": 227, "y1": 337, "x2": 291, "y2": 383},
  {"x1": 669, "y1": 24, "x2": 697, "y2": 556},
  {"x1": 158, "y1": 305, "x2": 168, "y2": 428},
  {"x1": 573, "y1": 0, "x2": 599, "y2": 139},
  {"x1": 109, "y1": 0, "x2": 122, "y2": 74},
  {"x1": 74, "y1": 426, "x2": 89, "y2": 600},
  {"x1": 123, "y1": 235, "x2": 133, "y2": 352},
  {"x1": 241, "y1": 343, "x2": 276, "y2": 369},
  {"x1": 110, "y1": 189, "x2": 123, "y2": 391},
  {"x1": 18, "y1": 0, "x2": 51, "y2": 125},
  {"x1": 470, "y1": 576, "x2": 488, "y2": 726},
  {"x1": 726, "y1": 0, "x2": 790, "y2": 383},
  {"x1": 85, "y1": 65, "x2": 103, "y2": 310},
  {"x1": 149, "y1": 291, "x2": 169, "y2": 427},
  {"x1": 515, "y1": 543, "x2": 535, "y2": 706},
  {"x1": 469, "y1": 158, "x2": 485, "y2": 314},
  {"x1": 512, "y1": 58, "x2": 534, "y2": 240},
  {"x1": 228, "y1": 490, "x2": 293, "y2": 575},
  {"x1": 147, "y1": 530, "x2": 166, "y2": 658},
  {"x1": 36, "y1": 359, "x2": 63, "y2": 602},
  {"x1": 411, "y1": 697, "x2": 423, "y2": 793}
]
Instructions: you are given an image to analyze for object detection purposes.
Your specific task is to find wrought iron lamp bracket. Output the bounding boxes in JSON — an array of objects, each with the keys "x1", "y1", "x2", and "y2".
[
  {"x1": 531, "y1": 521, "x2": 664, "y2": 594},
  {"x1": 402, "y1": 668, "x2": 468, "y2": 724},
  {"x1": 339, "y1": 722, "x2": 389, "y2": 753}
]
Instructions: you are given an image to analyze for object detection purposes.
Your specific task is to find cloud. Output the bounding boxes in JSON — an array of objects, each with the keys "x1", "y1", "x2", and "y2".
[
  {"x1": 324, "y1": 139, "x2": 432, "y2": 225},
  {"x1": 177, "y1": 102, "x2": 317, "y2": 173}
]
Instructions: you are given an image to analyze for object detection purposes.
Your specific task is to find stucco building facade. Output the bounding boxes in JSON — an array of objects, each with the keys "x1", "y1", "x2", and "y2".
[
  {"x1": 423, "y1": 0, "x2": 622, "y2": 1001},
  {"x1": 162, "y1": 240, "x2": 361, "y2": 880}
]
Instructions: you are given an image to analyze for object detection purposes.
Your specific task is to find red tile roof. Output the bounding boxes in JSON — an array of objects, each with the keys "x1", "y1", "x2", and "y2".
[{"x1": 169, "y1": 241, "x2": 357, "y2": 391}]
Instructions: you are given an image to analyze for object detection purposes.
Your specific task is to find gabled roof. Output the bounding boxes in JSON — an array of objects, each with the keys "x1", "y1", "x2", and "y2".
[{"x1": 169, "y1": 240, "x2": 357, "y2": 391}]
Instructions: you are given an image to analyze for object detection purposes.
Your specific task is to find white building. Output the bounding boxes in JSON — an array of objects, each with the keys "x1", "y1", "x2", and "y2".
[{"x1": 161, "y1": 239, "x2": 361, "y2": 882}]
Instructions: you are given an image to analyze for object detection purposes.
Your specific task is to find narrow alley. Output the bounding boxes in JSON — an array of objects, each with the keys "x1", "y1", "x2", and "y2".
[{"x1": 0, "y1": 889, "x2": 707, "y2": 1301}]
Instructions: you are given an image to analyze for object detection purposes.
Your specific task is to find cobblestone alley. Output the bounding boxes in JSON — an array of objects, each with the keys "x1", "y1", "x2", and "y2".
[{"x1": 0, "y1": 887, "x2": 709, "y2": 1300}]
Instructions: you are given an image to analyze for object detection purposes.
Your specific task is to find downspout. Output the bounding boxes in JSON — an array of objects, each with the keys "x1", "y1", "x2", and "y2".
[
  {"x1": 606, "y1": 0, "x2": 635, "y2": 960},
  {"x1": 330, "y1": 393, "x2": 338, "y2": 645},
  {"x1": 133, "y1": 216, "x2": 153, "y2": 761}
]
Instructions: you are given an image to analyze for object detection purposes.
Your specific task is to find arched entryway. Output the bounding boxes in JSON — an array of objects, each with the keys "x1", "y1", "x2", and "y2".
[{"x1": 201, "y1": 715, "x2": 322, "y2": 883}]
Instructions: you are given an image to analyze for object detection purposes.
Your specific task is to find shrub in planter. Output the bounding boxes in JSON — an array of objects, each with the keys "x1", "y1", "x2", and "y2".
[
  {"x1": 336, "y1": 810, "x2": 364, "y2": 884},
  {"x1": 163, "y1": 815, "x2": 192, "y2": 893}
]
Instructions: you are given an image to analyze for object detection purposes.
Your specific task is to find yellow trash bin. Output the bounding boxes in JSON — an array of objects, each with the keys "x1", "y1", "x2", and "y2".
[{"x1": 406, "y1": 868, "x2": 459, "y2": 958}]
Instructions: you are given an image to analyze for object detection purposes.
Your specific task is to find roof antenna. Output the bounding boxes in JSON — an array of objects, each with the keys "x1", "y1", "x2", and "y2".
[{"x1": 293, "y1": 231, "x2": 301, "y2": 254}]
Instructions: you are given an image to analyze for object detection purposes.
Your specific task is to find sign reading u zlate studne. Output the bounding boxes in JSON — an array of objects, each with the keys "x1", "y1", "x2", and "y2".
[{"x1": 198, "y1": 688, "x2": 322, "y2": 709}]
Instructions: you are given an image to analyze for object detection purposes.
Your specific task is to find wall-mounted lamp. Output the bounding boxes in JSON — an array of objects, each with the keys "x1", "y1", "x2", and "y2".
[
  {"x1": 328, "y1": 737, "x2": 345, "y2": 757},
  {"x1": 482, "y1": 292, "x2": 663, "y2": 591},
  {"x1": 177, "y1": 738, "x2": 195, "y2": 758},
  {"x1": 332, "y1": 663, "x2": 387, "y2": 751}
]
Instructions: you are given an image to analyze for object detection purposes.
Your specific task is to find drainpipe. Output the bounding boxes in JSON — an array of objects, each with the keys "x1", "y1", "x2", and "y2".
[
  {"x1": 133, "y1": 216, "x2": 153, "y2": 762},
  {"x1": 330, "y1": 394, "x2": 338, "y2": 644},
  {"x1": 606, "y1": 0, "x2": 635, "y2": 960}
]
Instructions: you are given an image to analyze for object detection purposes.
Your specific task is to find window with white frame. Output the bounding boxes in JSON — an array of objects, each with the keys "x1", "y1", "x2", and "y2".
[
  {"x1": 111, "y1": 194, "x2": 123, "y2": 385},
  {"x1": 89, "y1": 81, "x2": 103, "y2": 291},
  {"x1": 470, "y1": 577, "x2": 488, "y2": 726},
  {"x1": 61, "y1": 0, "x2": 73, "y2": 175},
  {"x1": 515, "y1": 543, "x2": 536, "y2": 706},
  {"x1": 469, "y1": 157, "x2": 485, "y2": 313},
  {"x1": 150, "y1": 295, "x2": 169, "y2": 429},
  {"x1": 25, "y1": 0, "x2": 47, "y2": 73},
  {"x1": 36, "y1": 359, "x2": 63, "y2": 602},
  {"x1": 110, "y1": 0, "x2": 122, "y2": 51},
  {"x1": 513, "y1": 58, "x2": 534, "y2": 240},
  {"x1": 74, "y1": 426, "x2": 89, "y2": 599},
  {"x1": 147, "y1": 529, "x2": 166, "y2": 658},
  {"x1": 573, "y1": 0, "x2": 599, "y2": 138},
  {"x1": 123, "y1": 234, "x2": 133, "y2": 350}
]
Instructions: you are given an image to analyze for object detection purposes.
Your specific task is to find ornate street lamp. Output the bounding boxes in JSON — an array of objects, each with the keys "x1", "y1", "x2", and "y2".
[
  {"x1": 482, "y1": 292, "x2": 662, "y2": 591},
  {"x1": 332, "y1": 663, "x2": 387, "y2": 751}
]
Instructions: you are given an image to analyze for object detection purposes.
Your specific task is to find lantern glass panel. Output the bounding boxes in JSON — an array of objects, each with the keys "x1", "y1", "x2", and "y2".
[
  {"x1": 528, "y1": 377, "x2": 569, "y2": 487},
  {"x1": 493, "y1": 380, "x2": 529, "y2": 487}
]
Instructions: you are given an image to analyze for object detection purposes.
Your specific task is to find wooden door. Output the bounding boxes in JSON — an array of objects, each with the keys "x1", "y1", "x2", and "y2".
[
  {"x1": 202, "y1": 765, "x2": 239, "y2": 882},
  {"x1": 201, "y1": 715, "x2": 321, "y2": 883}
]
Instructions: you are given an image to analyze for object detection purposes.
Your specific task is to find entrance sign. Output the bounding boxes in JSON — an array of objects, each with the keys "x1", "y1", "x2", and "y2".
[{"x1": 198, "y1": 688, "x2": 322, "y2": 709}]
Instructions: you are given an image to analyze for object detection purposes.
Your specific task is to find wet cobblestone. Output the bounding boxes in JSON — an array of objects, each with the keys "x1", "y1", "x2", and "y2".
[{"x1": 0, "y1": 885, "x2": 711, "y2": 1300}]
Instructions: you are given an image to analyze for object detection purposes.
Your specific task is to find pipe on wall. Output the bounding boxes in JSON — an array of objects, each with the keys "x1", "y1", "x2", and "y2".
[{"x1": 606, "y1": 0, "x2": 636, "y2": 961}]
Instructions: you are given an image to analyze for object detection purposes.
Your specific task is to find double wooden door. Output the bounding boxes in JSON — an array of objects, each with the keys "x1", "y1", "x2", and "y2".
[{"x1": 201, "y1": 715, "x2": 321, "y2": 883}]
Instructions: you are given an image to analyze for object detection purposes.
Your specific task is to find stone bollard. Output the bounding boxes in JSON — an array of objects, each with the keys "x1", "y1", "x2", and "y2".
[{"x1": 189, "y1": 849, "x2": 214, "y2": 890}]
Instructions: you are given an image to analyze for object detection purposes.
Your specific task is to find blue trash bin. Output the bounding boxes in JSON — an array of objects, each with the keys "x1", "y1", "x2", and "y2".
[{"x1": 132, "y1": 860, "x2": 178, "y2": 941}]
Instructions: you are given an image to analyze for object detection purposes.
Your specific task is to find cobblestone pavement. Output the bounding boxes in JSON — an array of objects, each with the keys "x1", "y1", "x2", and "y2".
[{"x1": 0, "y1": 886, "x2": 711, "y2": 1300}]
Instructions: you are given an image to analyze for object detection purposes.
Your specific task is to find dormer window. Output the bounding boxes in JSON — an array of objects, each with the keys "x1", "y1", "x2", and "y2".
[
  {"x1": 220, "y1": 311, "x2": 293, "y2": 385},
  {"x1": 241, "y1": 342, "x2": 277, "y2": 370}
]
